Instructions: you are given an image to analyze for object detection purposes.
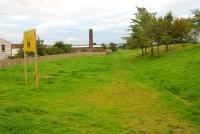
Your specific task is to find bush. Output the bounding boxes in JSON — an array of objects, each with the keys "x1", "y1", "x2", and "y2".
[
  {"x1": 63, "y1": 44, "x2": 72, "y2": 53},
  {"x1": 45, "y1": 47, "x2": 64, "y2": 55},
  {"x1": 53, "y1": 41, "x2": 72, "y2": 53},
  {"x1": 16, "y1": 40, "x2": 72, "y2": 57},
  {"x1": 101, "y1": 43, "x2": 107, "y2": 49},
  {"x1": 109, "y1": 42, "x2": 118, "y2": 52}
]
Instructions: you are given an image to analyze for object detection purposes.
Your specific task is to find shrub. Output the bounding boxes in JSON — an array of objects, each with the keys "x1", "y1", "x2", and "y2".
[{"x1": 109, "y1": 42, "x2": 118, "y2": 52}]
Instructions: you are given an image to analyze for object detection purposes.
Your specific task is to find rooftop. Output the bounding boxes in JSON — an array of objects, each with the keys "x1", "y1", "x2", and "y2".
[
  {"x1": 72, "y1": 45, "x2": 102, "y2": 48},
  {"x1": 11, "y1": 44, "x2": 22, "y2": 49}
]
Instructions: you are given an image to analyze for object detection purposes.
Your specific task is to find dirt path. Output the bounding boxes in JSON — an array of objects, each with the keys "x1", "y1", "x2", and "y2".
[{"x1": 86, "y1": 53, "x2": 200, "y2": 134}]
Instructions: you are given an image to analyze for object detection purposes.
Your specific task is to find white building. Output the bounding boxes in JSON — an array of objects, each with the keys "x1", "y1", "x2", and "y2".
[
  {"x1": 72, "y1": 44, "x2": 103, "y2": 52},
  {"x1": 72, "y1": 44, "x2": 102, "y2": 49},
  {"x1": 11, "y1": 44, "x2": 22, "y2": 56},
  {"x1": 0, "y1": 38, "x2": 12, "y2": 60}
]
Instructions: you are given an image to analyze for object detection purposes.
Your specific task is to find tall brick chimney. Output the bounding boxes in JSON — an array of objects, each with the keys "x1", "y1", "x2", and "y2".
[{"x1": 89, "y1": 29, "x2": 93, "y2": 49}]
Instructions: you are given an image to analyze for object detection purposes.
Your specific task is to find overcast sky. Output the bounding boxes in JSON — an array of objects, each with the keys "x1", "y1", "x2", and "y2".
[{"x1": 0, "y1": 0, "x2": 199, "y2": 44}]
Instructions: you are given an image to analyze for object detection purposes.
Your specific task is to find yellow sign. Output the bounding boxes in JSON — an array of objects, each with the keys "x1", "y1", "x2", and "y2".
[{"x1": 23, "y1": 29, "x2": 37, "y2": 52}]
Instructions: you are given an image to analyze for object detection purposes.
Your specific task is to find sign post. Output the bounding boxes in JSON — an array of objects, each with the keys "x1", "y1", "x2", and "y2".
[
  {"x1": 23, "y1": 29, "x2": 39, "y2": 90},
  {"x1": 24, "y1": 51, "x2": 27, "y2": 83},
  {"x1": 35, "y1": 47, "x2": 39, "y2": 89}
]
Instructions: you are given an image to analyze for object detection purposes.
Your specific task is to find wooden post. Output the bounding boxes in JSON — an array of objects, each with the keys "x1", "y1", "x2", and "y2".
[
  {"x1": 141, "y1": 46, "x2": 144, "y2": 55},
  {"x1": 35, "y1": 37, "x2": 39, "y2": 90},
  {"x1": 145, "y1": 46, "x2": 147, "y2": 53},
  {"x1": 35, "y1": 49, "x2": 39, "y2": 90},
  {"x1": 166, "y1": 44, "x2": 169, "y2": 52},
  {"x1": 151, "y1": 44, "x2": 154, "y2": 56},
  {"x1": 23, "y1": 29, "x2": 39, "y2": 90},
  {"x1": 24, "y1": 51, "x2": 28, "y2": 83}
]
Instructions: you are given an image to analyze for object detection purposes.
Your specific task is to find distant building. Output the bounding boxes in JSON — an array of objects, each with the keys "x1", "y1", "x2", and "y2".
[
  {"x1": 11, "y1": 44, "x2": 22, "y2": 56},
  {"x1": 0, "y1": 38, "x2": 12, "y2": 60},
  {"x1": 71, "y1": 29, "x2": 104, "y2": 52},
  {"x1": 72, "y1": 44, "x2": 103, "y2": 52}
]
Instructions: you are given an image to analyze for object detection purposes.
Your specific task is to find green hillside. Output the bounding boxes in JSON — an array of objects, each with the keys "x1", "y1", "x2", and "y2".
[
  {"x1": 0, "y1": 45, "x2": 200, "y2": 133},
  {"x1": 129, "y1": 45, "x2": 200, "y2": 122}
]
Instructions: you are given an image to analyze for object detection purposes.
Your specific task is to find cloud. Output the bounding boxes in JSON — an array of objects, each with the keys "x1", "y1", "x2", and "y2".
[
  {"x1": 112, "y1": 30, "x2": 124, "y2": 34},
  {"x1": 0, "y1": 0, "x2": 199, "y2": 44},
  {"x1": 66, "y1": 37, "x2": 79, "y2": 41},
  {"x1": 37, "y1": 20, "x2": 77, "y2": 34},
  {"x1": 0, "y1": 31, "x2": 22, "y2": 43},
  {"x1": 11, "y1": 15, "x2": 29, "y2": 21},
  {"x1": 0, "y1": 24, "x2": 17, "y2": 27}
]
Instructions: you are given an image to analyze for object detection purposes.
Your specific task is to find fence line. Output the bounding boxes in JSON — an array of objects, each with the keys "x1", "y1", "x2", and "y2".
[{"x1": 0, "y1": 52, "x2": 106, "y2": 68}]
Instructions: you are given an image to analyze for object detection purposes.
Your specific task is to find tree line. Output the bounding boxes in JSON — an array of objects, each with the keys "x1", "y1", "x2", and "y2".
[
  {"x1": 37, "y1": 39, "x2": 72, "y2": 56},
  {"x1": 124, "y1": 7, "x2": 200, "y2": 55},
  {"x1": 15, "y1": 39, "x2": 119, "y2": 58},
  {"x1": 16, "y1": 39, "x2": 72, "y2": 58}
]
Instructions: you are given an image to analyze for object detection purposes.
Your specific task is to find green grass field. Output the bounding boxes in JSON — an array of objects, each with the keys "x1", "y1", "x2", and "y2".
[{"x1": 0, "y1": 45, "x2": 200, "y2": 133}]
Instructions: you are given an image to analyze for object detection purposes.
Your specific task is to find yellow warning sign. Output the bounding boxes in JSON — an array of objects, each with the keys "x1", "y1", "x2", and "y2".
[{"x1": 23, "y1": 29, "x2": 36, "y2": 52}]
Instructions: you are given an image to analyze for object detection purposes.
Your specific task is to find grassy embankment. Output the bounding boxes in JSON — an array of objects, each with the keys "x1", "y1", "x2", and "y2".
[{"x1": 0, "y1": 45, "x2": 199, "y2": 133}]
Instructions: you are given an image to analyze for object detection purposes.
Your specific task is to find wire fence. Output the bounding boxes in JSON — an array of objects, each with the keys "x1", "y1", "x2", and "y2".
[{"x1": 0, "y1": 52, "x2": 106, "y2": 68}]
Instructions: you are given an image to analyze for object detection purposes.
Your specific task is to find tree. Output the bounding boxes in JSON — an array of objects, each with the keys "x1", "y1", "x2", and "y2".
[
  {"x1": 150, "y1": 13, "x2": 174, "y2": 54},
  {"x1": 163, "y1": 12, "x2": 174, "y2": 51},
  {"x1": 150, "y1": 17, "x2": 166, "y2": 55},
  {"x1": 109, "y1": 42, "x2": 118, "y2": 52},
  {"x1": 63, "y1": 44, "x2": 72, "y2": 53},
  {"x1": 54, "y1": 41, "x2": 65, "y2": 48},
  {"x1": 45, "y1": 47, "x2": 64, "y2": 55},
  {"x1": 53, "y1": 41, "x2": 72, "y2": 53},
  {"x1": 126, "y1": 7, "x2": 156, "y2": 55},
  {"x1": 123, "y1": 36, "x2": 137, "y2": 49},
  {"x1": 172, "y1": 18, "x2": 192, "y2": 45},
  {"x1": 125, "y1": 7, "x2": 194, "y2": 56},
  {"x1": 37, "y1": 36, "x2": 46, "y2": 56},
  {"x1": 164, "y1": 12, "x2": 174, "y2": 24},
  {"x1": 101, "y1": 43, "x2": 107, "y2": 49},
  {"x1": 191, "y1": 9, "x2": 200, "y2": 44}
]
